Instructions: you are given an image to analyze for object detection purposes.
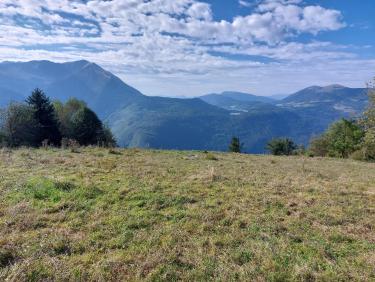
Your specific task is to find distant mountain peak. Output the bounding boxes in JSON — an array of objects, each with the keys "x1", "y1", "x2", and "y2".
[
  {"x1": 79, "y1": 60, "x2": 109, "y2": 75},
  {"x1": 322, "y1": 84, "x2": 346, "y2": 90},
  {"x1": 304, "y1": 86, "x2": 321, "y2": 90},
  {"x1": 301, "y1": 84, "x2": 347, "y2": 92},
  {"x1": 221, "y1": 91, "x2": 252, "y2": 95}
]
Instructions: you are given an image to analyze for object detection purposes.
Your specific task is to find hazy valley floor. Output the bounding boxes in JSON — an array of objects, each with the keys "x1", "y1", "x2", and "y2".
[{"x1": 0, "y1": 148, "x2": 374, "y2": 281}]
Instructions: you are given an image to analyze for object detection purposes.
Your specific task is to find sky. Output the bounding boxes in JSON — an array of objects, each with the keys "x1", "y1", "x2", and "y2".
[{"x1": 0, "y1": 0, "x2": 374, "y2": 97}]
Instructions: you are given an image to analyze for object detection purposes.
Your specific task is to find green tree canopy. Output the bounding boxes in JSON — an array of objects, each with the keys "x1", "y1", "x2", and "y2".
[
  {"x1": 0, "y1": 103, "x2": 39, "y2": 147},
  {"x1": 26, "y1": 88, "x2": 61, "y2": 145},
  {"x1": 309, "y1": 119, "x2": 364, "y2": 158},
  {"x1": 54, "y1": 98, "x2": 87, "y2": 138},
  {"x1": 70, "y1": 107, "x2": 103, "y2": 146},
  {"x1": 54, "y1": 98, "x2": 116, "y2": 147},
  {"x1": 267, "y1": 138, "x2": 297, "y2": 156}
]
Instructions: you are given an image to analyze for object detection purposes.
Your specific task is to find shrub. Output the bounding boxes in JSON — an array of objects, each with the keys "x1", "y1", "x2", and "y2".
[
  {"x1": 309, "y1": 135, "x2": 330, "y2": 157},
  {"x1": 360, "y1": 130, "x2": 375, "y2": 160},
  {"x1": 266, "y1": 138, "x2": 297, "y2": 156},
  {"x1": 309, "y1": 119, "x2": 364, "y2": 158},
  {"x1": 350, "y1": 150, "x2": 366, "y2": 161}
]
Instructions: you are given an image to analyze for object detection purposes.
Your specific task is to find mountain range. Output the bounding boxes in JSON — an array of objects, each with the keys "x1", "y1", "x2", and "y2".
[{"x1": 0, "y1": 60, "x2": 369, "y2": 152}]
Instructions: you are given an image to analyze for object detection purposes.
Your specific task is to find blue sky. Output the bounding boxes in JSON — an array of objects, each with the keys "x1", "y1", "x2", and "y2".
[{"x1": 0, "y1": 0, "x2": 374, "y2": 96}]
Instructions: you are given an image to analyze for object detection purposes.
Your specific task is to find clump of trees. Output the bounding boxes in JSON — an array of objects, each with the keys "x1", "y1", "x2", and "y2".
[
  {"x1": 54, "y1": 98, "x2": 115, "y2": 147},
  {"x1": 266, "y1": 138, "x2": 298, "y2": 156},
  {"x1": 0, "y1": 89, "x2": 116, "y2": 148},
  {"x1": 309, "y1": 78, "x2": 375, "y2": 161}
]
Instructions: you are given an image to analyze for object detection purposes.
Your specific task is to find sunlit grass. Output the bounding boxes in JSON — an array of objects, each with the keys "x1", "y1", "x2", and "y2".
[{"x1": 0, "y1": 147, "x2": 374, "y2": 281}]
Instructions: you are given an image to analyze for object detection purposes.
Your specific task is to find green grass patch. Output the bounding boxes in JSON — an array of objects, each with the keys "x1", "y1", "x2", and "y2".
[{"x1": 0, "y1": 147, "x2": 373, "y2": 281}]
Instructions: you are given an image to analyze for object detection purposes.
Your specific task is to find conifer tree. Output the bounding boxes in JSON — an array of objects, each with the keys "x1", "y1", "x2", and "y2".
[
  {"x1": 229, "y1": 136, "x2": 242, "y2": 153},
  {"x1": 26, "y1": 88, "x2": 61, "y2": 145}
]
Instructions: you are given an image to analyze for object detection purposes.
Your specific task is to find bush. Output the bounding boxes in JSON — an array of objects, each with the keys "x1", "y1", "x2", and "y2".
[
  {"x1": 350, "y1": 150, "x2": 366, "y2": 161},
  {"x1": 309, "y1": 119, "x2": 364, "y2": 158},
  {"x1": 361, "y1": 130, "x2": 375, "y2": 160},
  {"x1": 309, "y1": 135, "x2": 330, "y2": 157},
  {"x1": 266, "y1": 138, "x2": 297, "y2": 156}
]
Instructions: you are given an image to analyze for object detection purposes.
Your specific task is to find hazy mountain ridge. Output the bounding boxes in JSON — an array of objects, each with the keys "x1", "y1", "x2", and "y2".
[
  {"x1": 201, "y1": 84, "x2": 369, "y2": 138},
  {"x1": 199, "y1": 91, "x2": 275, "y2": 112},
  {"x1": 0, "y1": 60, "x2": 369, "y2": 152},
  {"x1": 277, "y1": 85, "x2": 368, "y2": 134}
]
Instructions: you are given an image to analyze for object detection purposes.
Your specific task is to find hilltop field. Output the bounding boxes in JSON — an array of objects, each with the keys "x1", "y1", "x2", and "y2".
[{"x1": 0, "y1": 148, "x2": 374, "y2": 281}]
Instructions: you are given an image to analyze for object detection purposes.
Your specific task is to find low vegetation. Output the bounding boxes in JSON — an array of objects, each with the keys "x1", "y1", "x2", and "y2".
[{"x1": 0, "y1": 148, "x2": 374, "y2": 281}]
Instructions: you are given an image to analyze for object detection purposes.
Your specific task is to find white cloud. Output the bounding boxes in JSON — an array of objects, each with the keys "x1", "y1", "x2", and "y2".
[
  {"x1": 239, "y1": 1, "x2": 253, "y2": 8},
  {"x1": 187, "y1": 2, "x2": 212, "y2": 20},
  {"x1": 0, "y1": 0, "x2": 370, "y2": 97}
]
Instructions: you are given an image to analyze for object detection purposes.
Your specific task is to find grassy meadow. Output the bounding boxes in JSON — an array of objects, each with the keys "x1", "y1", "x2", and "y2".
[{"x1": 0, "y1": 147, "x2": 374, "y2": 281}]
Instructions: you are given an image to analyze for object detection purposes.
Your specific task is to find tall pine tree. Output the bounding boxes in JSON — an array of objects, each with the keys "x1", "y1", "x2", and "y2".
[{"x1": 26, "y1": 88, "x2": 61, "y2": 146}]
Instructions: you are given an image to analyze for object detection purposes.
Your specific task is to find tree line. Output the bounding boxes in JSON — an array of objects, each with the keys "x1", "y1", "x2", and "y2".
[{"x1": 0, "y1": 89, "x2": 116, "y2": 148}]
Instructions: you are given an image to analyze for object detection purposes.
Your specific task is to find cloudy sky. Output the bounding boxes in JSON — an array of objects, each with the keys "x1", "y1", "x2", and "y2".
[{"x1": 0, "y1": 0, "x2": 374, "y2": 97}]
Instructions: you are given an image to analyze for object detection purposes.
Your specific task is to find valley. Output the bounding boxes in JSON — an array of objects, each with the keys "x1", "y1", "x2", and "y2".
[{"x1": 0, "y1": 60, "x2": 369, "y2": 153}]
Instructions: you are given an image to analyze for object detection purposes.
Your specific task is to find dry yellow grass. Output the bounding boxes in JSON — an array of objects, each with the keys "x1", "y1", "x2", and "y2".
[{"x1": 0, "y1": 147, "x2": 374, "y2": 281}]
